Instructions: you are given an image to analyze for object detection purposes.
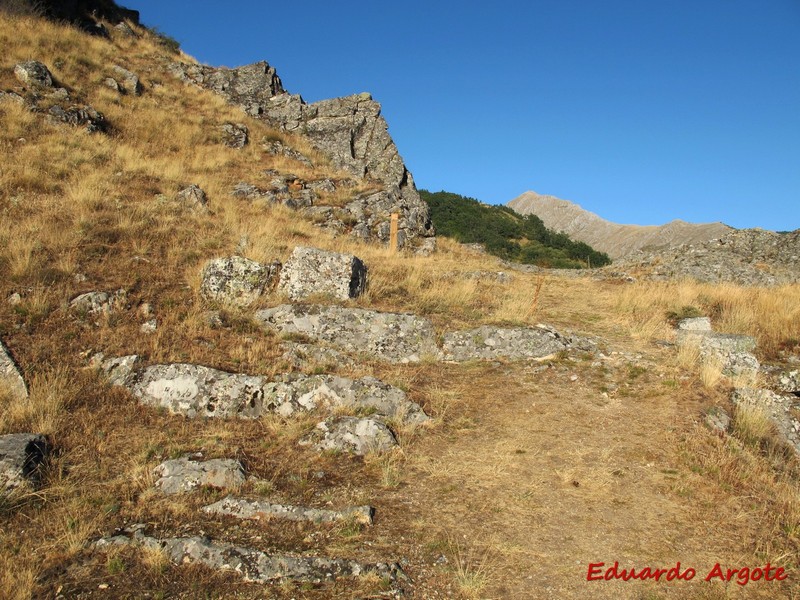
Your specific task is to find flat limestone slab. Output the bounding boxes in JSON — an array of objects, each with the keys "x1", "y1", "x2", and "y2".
[{"x1": 203, "y1": 496, "x2": 373, "y2": 525}]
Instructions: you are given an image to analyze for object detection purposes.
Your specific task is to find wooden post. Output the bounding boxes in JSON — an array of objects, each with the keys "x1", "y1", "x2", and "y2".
[{"x1": 389, "y1": 212, "x2": 399, "y2": 254}]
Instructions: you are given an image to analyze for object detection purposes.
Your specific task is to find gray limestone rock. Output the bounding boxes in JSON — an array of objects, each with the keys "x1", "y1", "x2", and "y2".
[
  {"x1": 128, "y1": 363, "x2": 268, "y2": 419},
  {"x1": 70, "y1": 289, "x2": 127, "y2": 315},
  {"x1": 14, "y1": 61, "x2": 53, "y2": 88},
  {"x1": 303, "y1": 416, "x2": 398, "y2": 455},
  {"x1": 731, "y1": 387, "x2": 800, "y2": 455},
  {"x1": 676, "y1": 330, "x2": 759, "y2": 378},
  {"x1": 278, "y1": 342, "x2": 354, "y2": 370},
  {"x1": 278, "y1": 246, "x2": 367, "y2": 301},
  {"x1": 114, "y1": 21, "x2": 137, "y2": 37},
  {"x1": 0, "y1": 340, "x2": 28, "y2": 399},
  {"x1": 200, "y1": 255, "x2": 281, "y2": 308},
  {"x1": 441, "y1": 325, "x2": 569, "y2": 362},
  {"x1": 112, "y1": 65, "x2": 142, "y2": 95},
  {"x1": 96, "y1": 532, "x2": 404, "y2": 584},
  {"x1": 263, "y1": 139, "x2": 311, "y2": 165},
  {"x1": 176, "y1": 184, "x2": 207, "y2": 211},
  {"x1": 0, "y1": 433, "x2": 49, "y2": 494},
  {"x1": 255, "y1": 304, "x2": 439, "y2": 363},
  {"x1": 153, "y1": 456, "x2": 246, "y2": 495},
  {"x1": 221, "y1": 122, "x2": 248, "y2": 148},
  {"x1": 203, "y1": 496, "x2": 373, "y2": 525}
]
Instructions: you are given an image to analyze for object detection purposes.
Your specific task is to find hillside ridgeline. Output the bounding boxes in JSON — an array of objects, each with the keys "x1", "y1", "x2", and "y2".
[{"x1": 509, "y1": 190, "x2": 732, "y2": 259}]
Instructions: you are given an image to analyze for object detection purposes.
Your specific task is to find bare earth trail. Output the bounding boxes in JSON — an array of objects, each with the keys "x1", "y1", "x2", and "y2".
[{"x1": 374, "y1": 339, "x2": 790, "y2": 599}]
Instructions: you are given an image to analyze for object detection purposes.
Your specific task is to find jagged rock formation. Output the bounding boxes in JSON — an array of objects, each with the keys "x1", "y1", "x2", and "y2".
[
  {"x1": 95, "y1": 532, "x2": 405, "y2": 584},
  {"x1": 167, "y1": 61, "x2": 434, "y2": 248},
  {"x1": 617, "y1": 228, "x2": 800, "y2": 286},
  {"x1": 508, "y1": 191, "x2": 732, "y2": 260},
  {"x1": 203, "y1": 496, "x2": 374, "y2": 525}
]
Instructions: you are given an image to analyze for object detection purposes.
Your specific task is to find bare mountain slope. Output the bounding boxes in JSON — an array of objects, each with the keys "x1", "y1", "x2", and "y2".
[{"x1": 508, "y1": 191, "x2": 732, "y2": 259}]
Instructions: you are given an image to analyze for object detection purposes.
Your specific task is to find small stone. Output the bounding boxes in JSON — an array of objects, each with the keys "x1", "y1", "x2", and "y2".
[
  {"x1": 221, "y1": 123, "x2": 248, "y2": 148},
  {"x1": 704, "y1": 406, "x2": 730, "y2": 435},
  {"x1": 140, "y1": 319, "x2": 157, "y2": 334},
  {"x1": 1, "y1": 340, "x2": 28, "y2": 399},
  {"x1": 70, "y1": 289, "x2": 127, "y2": 315},
  {"x1": 112, "y1": 65, "x2": 142, "y2": 95},
  {"x1": 177, "y1": 184, "x2": 207, "y2": 211},
  {"x1": 7, "y1": 293, "x2": 21, "y2": 305}
]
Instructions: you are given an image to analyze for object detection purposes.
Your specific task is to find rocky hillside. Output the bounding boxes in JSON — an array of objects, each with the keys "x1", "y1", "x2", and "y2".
[
  {"x1": 508, "y1": 190, "x2": 732, "y2": 259},
  {"x1": 616, "y1": 228, "x2": 800, "y2": 286},
  {"x1": 2, "y1": 4, "x2": 800, "y2": 600}
]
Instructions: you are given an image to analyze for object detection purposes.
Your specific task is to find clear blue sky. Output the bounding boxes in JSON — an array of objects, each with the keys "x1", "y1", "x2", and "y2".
[{"x1": 130, "y1": 1, "x2": 799, "y2": 231}]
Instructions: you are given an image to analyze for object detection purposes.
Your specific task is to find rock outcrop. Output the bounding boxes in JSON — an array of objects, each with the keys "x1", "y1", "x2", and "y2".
[
  {"x1": 278, "y1": 246, "x2": 367, "y2": 301},
  {"x1": 0, "y1": 433, "x2": 49, "y2": 494},
  {"x1": 255, "y1": 304, "x2": 439, "y2": 363},
  {"x1": 618, "y1": 228, "x2": 800, "y2": 286},
  {"x1": 676, "y1": 322, "x2": 759, "y2": 380},
  {"x1": 96, "y1": 532, "x2": 404, "y2": 584},
  {"x1": 203, "y1": 496, "x2": 373, "y2": 525},
  {"x1": 115, "y1": 362, "x2": 426, "y2": 423},
  {"x1": 168, "y1": 61, "x2": 434, "y2": 248},
  {"x1": 441, "y1": 325, "x2": 571, "y2": 362}
]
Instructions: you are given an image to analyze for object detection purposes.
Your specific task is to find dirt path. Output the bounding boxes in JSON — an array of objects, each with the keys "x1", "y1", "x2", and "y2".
[{"x1": 378, "y1": 343, "x2": 791, "y2": 599}]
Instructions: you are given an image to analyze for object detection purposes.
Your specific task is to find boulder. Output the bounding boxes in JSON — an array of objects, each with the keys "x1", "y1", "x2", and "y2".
[
  {"x1": 255, "y1": 304, "x2": 439, "y2": 363},
  {"x1": 153, "y1": 456, "x2": 246, "y2": 495},
  {"x1": 14, "y1": 61, "x2": 53, "y2": 88},
  {"x1": 96, "y1": 532, "x2": 404, "y2": 584},
  {"x1": 676, "y1": 330, "x2": 759, "y2": 378},
  {"x1": 203, "y1": 496, "x2": 373, "y2": 525},
  {"x1": 0, "y1": 433, "x2": 49, "y2": 494},
  {"x1": 0, "y1": 340, "x2": 28, "y2": 399},
  {"x1": 177, "y1": 184, "x2": 207, "y2": 211},
  {"x1": 221, "y1": 122, "x2": 248, "y2": 148},
  {"x1": 303, "y1": 416, "x2": 398, "y2": 456},
  {"x1": 731, "y1": 388, "x2": 800, "y2": 455},
  {"x1": 278, "y1": 246, "x2": 367, "y2": 301},
  {"x1": 114, "y1": 21, "x2": 137, "y2": 37},
  {"x1": 441, "y1": 325, "x2": 568, "y2": 362},
  {"x1": 199, "y1": 255, "x2": 280, "y2": 308},
  {"x1": 111, "y1": 65, "x2": 142, "y2": 95}
]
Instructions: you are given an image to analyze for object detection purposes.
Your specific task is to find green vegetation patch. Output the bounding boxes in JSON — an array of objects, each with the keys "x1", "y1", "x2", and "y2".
[{"x1": 421, "y1": 190, "x2": 611, "y2": 269}]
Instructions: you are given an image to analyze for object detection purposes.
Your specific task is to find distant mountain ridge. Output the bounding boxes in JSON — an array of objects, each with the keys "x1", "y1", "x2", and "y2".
[{"x1": 508, "y1": 191, "x2": 733, "y2": 259}]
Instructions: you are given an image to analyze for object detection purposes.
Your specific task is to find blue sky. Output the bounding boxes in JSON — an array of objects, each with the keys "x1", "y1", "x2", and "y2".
[{"x1": 131, "y1": 1, "x2": 799, "y2": 230}]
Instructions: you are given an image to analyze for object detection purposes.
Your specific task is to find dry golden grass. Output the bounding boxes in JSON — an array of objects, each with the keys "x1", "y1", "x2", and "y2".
[{"x1": 2, "y1": 10, "x2": 800, "y2": 600}]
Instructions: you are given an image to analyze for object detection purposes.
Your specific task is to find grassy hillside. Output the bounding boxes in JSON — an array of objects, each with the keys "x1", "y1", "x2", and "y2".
[
  {"x1": 1, "y1": 7, "x2": 800, "y2": 600},
  {"x1": 421, "y1": 189, "x2": 612, "y2": 269}
]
